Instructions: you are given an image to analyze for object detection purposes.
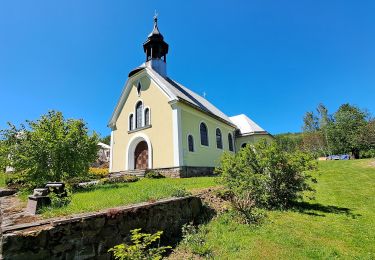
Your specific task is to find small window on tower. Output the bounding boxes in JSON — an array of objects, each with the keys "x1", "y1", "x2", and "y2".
[
  {"x1": 137, "y1": 82, "x2": 142, "y2": 96},
  {"x1": 144, "y1": 108, "x2": 150, "y2": 126},
  {"x1": 129, "y1": 114, "x2": 134, "y2": 131}
]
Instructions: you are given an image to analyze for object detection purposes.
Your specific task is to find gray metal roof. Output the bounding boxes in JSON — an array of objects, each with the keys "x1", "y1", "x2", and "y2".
[
  {"x1": 229, "y1": 114, "x2": 268, "y2": 135},
  {"x1": 109, "y1": 66, "x2": 268, "y2": 133},
  {"x1": 147, "y1": 68, "x2": 234, "y2": 125}
]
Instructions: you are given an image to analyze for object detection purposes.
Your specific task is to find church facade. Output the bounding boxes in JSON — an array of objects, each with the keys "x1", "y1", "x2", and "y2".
[{"x1": 108, "y1": 17, "x2": 272, "y2": 177}]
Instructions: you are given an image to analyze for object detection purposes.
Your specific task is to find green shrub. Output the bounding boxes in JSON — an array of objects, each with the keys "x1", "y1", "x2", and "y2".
[
  {"x1": 108, "y1": 228, "x2": 171, "y2": 260},
  {"x1": 48, "y1": 188, "x2": 72, "y2": 208},
  {"x1": 360, "y1": 149, "x2": 375, "y2": 158},
  {"x1": 65, "y1": 176, "x2": 95, "y2": 188},
  {"x1": 215, "y1": 139, "x2": 317, "y2": 222},
  {"x1": 180, "y1": 223, "x2": 212, "y2": 257},
  {"x1": 171, "y1": 187, "x2": 192, "y2": 198},
  {"x1": 5, "y1": 172, "x2": 30, "y2": 190},
  {"x1": 88, "y1": 167, "x2": 109, "y2": 179},
  {"x1": 99, "y1": 175, "x2": 139, "y2": 185},
  {"x1": 213, "y1": 188, "x2": 232, "y2": 200},
  {"x1": 145, "y1": 171, "x2": 165, "y2": 179}
]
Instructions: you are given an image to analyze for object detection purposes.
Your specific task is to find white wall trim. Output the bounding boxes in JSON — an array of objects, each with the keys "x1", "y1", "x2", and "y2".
[
  {"x1": 125, "y1": 133, "x2": 153, "y2": 170},
  {"x1": 109, "y1": 131, "x2": 114, "y2": 172},
  {"x1": 172, "y1": 103, "x2": 183, "y2": 166}
]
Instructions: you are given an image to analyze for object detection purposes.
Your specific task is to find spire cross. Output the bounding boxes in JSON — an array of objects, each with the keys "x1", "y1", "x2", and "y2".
[
  {"x1": 203, "y1": 92, "x2": 207, "y2": 98},
  {"x1": 154, "y1": 10, "x2": 158, "y2": 24}
]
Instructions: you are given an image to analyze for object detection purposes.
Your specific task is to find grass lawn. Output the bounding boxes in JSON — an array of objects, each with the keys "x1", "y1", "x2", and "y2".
[
  {"x1": 41, "y1": 176, "x2": 218, "y2": 218},
  {"x1": 186, "y1": 159, "x2": 375, "y2": 259}
]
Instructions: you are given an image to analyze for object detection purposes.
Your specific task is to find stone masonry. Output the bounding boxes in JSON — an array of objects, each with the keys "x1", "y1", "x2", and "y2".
[{"x1": 0, "y1": 196, "x2": 203, "y2": 260}]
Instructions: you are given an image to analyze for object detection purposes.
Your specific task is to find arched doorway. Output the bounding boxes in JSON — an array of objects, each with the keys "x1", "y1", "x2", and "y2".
[
  {"x1": 134, "y1": 141, "x2": 148, "y2": 170},
  {"x1": 126, "y1": 133, "x2": 152, "y2": 170}
]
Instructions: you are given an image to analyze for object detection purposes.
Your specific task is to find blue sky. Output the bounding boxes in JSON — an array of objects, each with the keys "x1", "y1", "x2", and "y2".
[{"x1": 1, "y1": 1, "x2": 374, "y2": 137}]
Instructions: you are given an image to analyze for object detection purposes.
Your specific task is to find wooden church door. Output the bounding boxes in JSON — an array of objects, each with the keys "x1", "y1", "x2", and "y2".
[{"x1": 134, "y1": 141, "x2": 148, "y2": 170}]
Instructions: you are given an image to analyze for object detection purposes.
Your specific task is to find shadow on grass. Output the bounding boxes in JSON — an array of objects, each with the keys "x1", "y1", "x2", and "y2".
[{"x1": 291, "y1": 201, "x2": 361, "y2": 218}]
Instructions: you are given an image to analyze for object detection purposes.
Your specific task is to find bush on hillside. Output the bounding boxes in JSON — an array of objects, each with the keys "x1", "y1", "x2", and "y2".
[
  {"x1": 99, "y1": 175, "x2": 139, "y2": 185},
  {"x1": 145, "y1": 171, "x2": 165, "y2": 179},
  {"x1": 108, "y1": 228, "x2": 171, "y2": 260},
  {"x1": 5, "y1": 172, "x2": 29, "y2": 190},
  {"x1": 88, "y1": 167, "x2": 109, "y2": 179},
  {"x1": 360, "y1": 149, "x2": 375, "y2": 159},
  {"x1": 215, "y1": 139, "x2": 317, "y2": 222}
]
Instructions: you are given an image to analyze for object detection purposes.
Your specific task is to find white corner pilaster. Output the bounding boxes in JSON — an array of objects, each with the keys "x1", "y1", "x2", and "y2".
[
  {"x1": 109, "y1": 130, "x2": 114, "y2": 172},
  {"x1": 172, "y1": 102, "x2": 183, "y2": 167}
]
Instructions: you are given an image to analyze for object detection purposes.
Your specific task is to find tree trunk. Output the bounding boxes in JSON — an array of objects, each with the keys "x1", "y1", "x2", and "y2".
[{"x1": 352, "y1": 149, "x2": 360, "y2": 159}]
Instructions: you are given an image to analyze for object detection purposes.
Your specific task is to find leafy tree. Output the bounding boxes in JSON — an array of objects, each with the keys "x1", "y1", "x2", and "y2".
[
  {"x1": 302, "y1": 103, "x2": 374, "y2": 158},
  {"x1": 100, "y1": 135, "x2": 111, "y2": 145},
  {"x1": 109, "y1": 229, "x2": 171, "y2": 260},
  {"x1": 0, "y1": 111, "x2": 99, "y2": 188},
  {"x1": 363, "y1": 120, "x2": 375, "y2": 148},
  {"x1": 328, "y1": 104, "x2": 369, "y2": 158},
  {"x1": 274, "y1": 133, "x2": 303, "y2": 153},
  {"x1": 0, "y1": 140, "x2": 9, "y2": 172},
  {"x1": 302, "y1": 103, "x2": 332, "y2": 156}
]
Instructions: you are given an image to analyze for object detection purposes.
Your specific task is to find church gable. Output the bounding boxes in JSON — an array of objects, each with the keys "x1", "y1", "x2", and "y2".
[
  {"x1": 108, "y1": 69, "x2": 175, "y2": 129},
  {"x1": 110, "y1": 70, "x2": 176, "y2": 171}
]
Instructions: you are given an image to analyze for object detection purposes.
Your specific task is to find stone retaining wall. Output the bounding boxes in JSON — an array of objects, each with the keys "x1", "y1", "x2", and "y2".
[
  {"x1": 0, "y1": 196, "x2": 203, "y2": 260},
  {"x1": 152, "y1": 166, "x2": 215, "y2": 178}
]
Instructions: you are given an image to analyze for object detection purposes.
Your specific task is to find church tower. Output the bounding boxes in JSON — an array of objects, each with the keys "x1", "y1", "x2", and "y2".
[{"x1": 143, "y1": 15, "x2": 169, "y2": 76}]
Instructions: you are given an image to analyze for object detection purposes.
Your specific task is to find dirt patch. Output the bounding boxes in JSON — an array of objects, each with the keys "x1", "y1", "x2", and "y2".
[
  {"x1": 369, "y1": 161, "x2": 375, "y2": 167},
  {"x1": 0, "y1": 194, "x2": 40, "y2": 228},
  {"x1": 193, "y1": 187, "x2": 230, "y2": 215},
  {"x1": 168, "y1": 249, "x2": 205, "y2": 260}
]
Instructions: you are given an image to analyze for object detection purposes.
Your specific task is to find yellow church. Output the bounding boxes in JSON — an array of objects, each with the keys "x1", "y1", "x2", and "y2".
[{"x1": 108, "y1": 17, "x2": 272, "y2": 177}]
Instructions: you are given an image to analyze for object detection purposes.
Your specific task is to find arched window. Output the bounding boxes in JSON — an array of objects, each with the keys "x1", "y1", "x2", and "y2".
[
  {"x1": 135, "y1": 101, "x2": 143, "y2": 128},
  {"x1": 144, "y1": 108, "x2": 150, "y2": 126},
  {"x1": 228, "y1": 133, "x2": 234, "y2": 152},
  {"x1": 200, "y1": 122, "x2": 209, "y2": 146},
  {"x1": 129, "y1": 114, "x2": 134, "y2": 131},
  {"x1": 216, "y1": 128, "x2": 223, "y2": 149},
  {"x1": 188, "y1": 135, "x2": 194, "y2": 152}
]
